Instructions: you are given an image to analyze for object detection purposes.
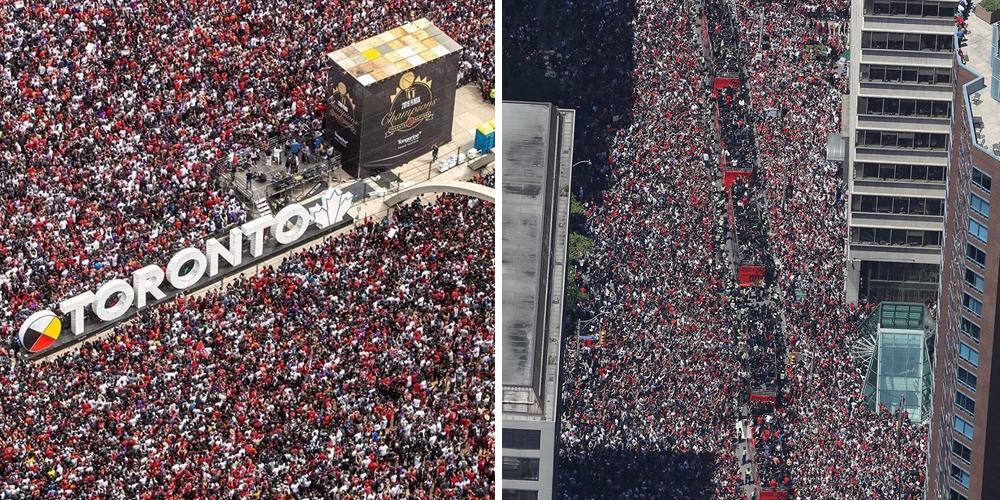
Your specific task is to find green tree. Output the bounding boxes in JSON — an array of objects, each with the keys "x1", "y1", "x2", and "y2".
[
  {"x1": 570, "y1": 194, "x2": 586, "y2": 217},
  {"x1": 568, "y1": 232, "x2": 593, "y2": 263},
  {"x1": 565, "y1": 264, "x2": 588, "y2": 313},
  {"x1": 568, "y1": 194, "x2": 589, "y2": 232}
]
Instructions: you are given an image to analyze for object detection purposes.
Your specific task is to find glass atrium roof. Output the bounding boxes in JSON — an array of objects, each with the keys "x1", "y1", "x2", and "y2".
[{"x1": 855, "y1": 302, "x2": 933, "y2": 421}]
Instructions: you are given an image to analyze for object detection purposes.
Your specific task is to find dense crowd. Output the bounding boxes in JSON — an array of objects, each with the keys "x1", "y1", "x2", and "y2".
[
  {"x1": 749, "y1": 401, "x2": 791, "y2": 491},
  {"x1": 716, "y1": 86, "x2": 755, "y2": 173},
  {"x1": 0, "y1": 190, "x2": 495, "y2": 499},
  {"x1": 743, "y1": 307, "x2": 781, "y2": 396},
  {"x1": 504, "y1": 0, "x2": 634, "y2": 200},
  {"x1": 0, "y1": 0, "x2": 494, "y2": 341},
  {"x1": 509, "y1": 0, "x2": 933, "y2": 495},
  {"x1": 728, "y1": 0, "x2": 929, "y2": 497},
  {"x1": 732, "y1": 180, "x2": 769, "y2": 268},
  {"x1": 507, "y1": 0, "x2": 749, "y2": 498}
]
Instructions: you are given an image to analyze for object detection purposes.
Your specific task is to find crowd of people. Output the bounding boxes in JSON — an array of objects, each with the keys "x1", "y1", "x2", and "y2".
[
  {"x1": 0, "y1": 0, "x2": 494, "y2": 342},
  {"x1": 503, "y1": 0, "x2": 635, "y2": 201},
  {"x1": 749, "y1": 401, "x2": 792, "y2": 491},
  {"x1": 716, "y1": 86, "x2": 755, "y2": 173},
  {"x1": 506, "y1": 0, "x2": 750, "y2": 498},
  {"x1": 509, "y1": 0, "x2": 932, "y2": 495},
  {"x1": 728, "y1": 0, "x2": 929, "y2": 496},
  {"x1": 702, "y1": 7, "x2": 794, "y2": 492},
  {"x1": 707, "y1": 0, "x2": 932, "y2": 495},
  {"x1": 0, "y1": 0, "x2": 496, "y2": 495},
  {"x1": 0, "y1": 188, "x2": 495, "y2": 498},
  {"x1": 743, "y1": 306, "x2": 781, "y2": 398},
  {"x1": 707, "y1": 0, "x2": 742, "y2": 75}
]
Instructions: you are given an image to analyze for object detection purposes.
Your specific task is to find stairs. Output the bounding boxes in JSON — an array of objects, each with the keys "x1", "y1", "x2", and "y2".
[{"x1": 254, "y1": 197, "x2": 272, "y2": 218}]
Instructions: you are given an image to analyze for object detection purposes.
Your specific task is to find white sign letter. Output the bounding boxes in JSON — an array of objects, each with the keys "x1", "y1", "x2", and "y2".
[
  {"x1": 272, "y1": 204, "x2": 311, "y2": 245},
  {"x1": 166, "y1": 248, "x2": 208, "y2": 290},
  {"x1": 206, "y1": 228, "x2": 243, "y2": 277},
  {"x1": 93, "y1": 279, "x2": 135, "y2": 321},
  {"x1": 133, "y1": 265, "x2": 167, "y2": 309},
  {"x1": 60, "y1": 291, "x2": 96, "y2": 335},
  {"x1": 241, "y1": 215, "x2": 274, "y2": 258}
]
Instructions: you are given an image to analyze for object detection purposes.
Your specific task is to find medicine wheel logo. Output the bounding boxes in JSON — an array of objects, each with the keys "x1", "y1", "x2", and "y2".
[{"x1": 18, "y1": 310, "x2": 62, "y2": 353}]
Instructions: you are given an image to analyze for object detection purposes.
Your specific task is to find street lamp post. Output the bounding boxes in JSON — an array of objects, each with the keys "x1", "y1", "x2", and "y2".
[
  {"x1": 570, "y1": 160, "x2": 592, "y2": 189},
  {"x1": 567, "y1": 160, "x2": 592, "y2": 206},
  {"x1": 428, "y1": 145, "x2": 440, "y2": 181}
]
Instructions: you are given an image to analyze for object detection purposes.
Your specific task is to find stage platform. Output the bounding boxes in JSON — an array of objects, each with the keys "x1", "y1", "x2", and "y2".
[
  {"x1": 350, "y1": 83, "x2": 494, "y2": 193},
  {"x1": 227, "y1": 83, "x2": 494, "y2": 211}
]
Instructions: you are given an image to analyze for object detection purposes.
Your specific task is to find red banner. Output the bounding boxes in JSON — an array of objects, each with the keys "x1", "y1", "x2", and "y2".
[
  {"x1": 749, "y1": 393, "x2": 776, "y2": 403},
  {"x1": 739, "y1": 266, "x2": 766, "y2": 287},
  {"x1": 713, "y1": 77, "x2": 740, "y2": 91},
  {"x1": 723, "y1": 170, "x2": 752, "y2": 190},
  {"x1": 760, "y1": 491, "x2": 789, "y2": 500}
]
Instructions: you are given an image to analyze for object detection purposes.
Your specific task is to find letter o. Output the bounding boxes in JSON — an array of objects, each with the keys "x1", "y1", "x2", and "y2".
[
  {"x1": 272, "y1": 204, "x2": 311, "y2": 245},
  {"x1": 94, "y1": 279, "x2": 135, "y2": 322},
  {"x1": 166, "y1": 248, "x2": 208, "y2": 290}
]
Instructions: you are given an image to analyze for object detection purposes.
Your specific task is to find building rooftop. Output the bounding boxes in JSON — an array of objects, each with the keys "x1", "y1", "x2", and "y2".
[
  {"x1": 879, "y1": 302, "x2": 927, "y2": 329},
  {"x1": 501, "y1": 102, "x2": 552, "y2": 390},
  {"x1": 326, "y1": 18, "x2": 461, "y2": 86},
  {"x1": 501, "y1": 102, "x2": 575, "y2": 420},
  {"x1": 963, "y1": 14, "x2": 1000, "y2": 151}
]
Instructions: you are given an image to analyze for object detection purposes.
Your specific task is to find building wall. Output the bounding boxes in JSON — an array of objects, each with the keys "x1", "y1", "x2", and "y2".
[
  {"x1": 501, "y1": 420, "x2": 558, "y2": 500},
  {"x1": 928, "y1": 58, "x2": 1000, "y2": 500},
  {"x1": 845, "y1": 0, "x2": 956, "y2": 303},
  {"x1": 501, "y1": 104, "x2": 575, "y2": 500}
]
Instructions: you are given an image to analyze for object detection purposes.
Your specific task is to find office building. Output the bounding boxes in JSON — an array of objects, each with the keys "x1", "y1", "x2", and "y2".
[
  {"x1": 926, "y1": 16, "x2": 1000, "y2": 500},
  {"x1": 501, "y1": 101, "x2": 576, "y2": 500},
  {"x1": 844, "y1": 0, "x2": 959, "y2": 304}
]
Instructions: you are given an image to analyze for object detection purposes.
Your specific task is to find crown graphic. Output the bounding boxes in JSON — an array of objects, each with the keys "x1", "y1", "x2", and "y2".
[
  {"x1": 339, "y1": 92, "x2": 356, "y2": 110},
  {"x1": 412, "y1": 75, "x2": 431, "y2": 89},
  {"x1": 333, "y1": 83, "x2": 356, "y2": 111},
  {"x1": 392, "y1": 74, "x2": 432, "y2": 102}
]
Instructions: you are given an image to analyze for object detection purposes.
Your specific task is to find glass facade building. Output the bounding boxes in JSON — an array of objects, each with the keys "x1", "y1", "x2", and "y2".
[
  {"x1": 927, "y1": 42, "x2": 1000, "y2": 500},
  {"x1": 844, "y1": 0, "x2": 955, "y2": 304}
]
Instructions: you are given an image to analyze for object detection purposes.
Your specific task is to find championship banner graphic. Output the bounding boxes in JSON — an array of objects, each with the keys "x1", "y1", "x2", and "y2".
[
  {"x1": 329, "y1": 81, "x2": 359, "y2": 134},
  {"x1": 383, "y1": 72, "x2": 438, "y2": 138}
]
